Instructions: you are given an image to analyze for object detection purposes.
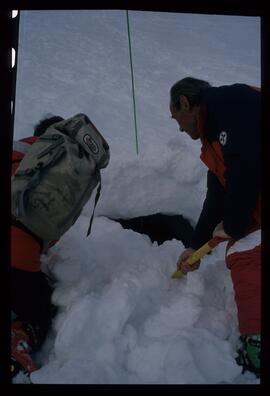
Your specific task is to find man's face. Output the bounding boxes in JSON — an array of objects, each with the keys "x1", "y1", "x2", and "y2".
[{"x1": 169, "y1": 97, "x2": 200, "y2": 140}]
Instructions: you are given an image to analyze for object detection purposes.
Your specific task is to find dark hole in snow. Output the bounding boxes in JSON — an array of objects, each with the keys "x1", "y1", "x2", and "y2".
[{"x1": 112, "y1": 213, "x2": 194, "y2": 247}]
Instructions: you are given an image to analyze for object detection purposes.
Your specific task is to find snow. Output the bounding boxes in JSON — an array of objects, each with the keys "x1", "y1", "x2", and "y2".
[{"x1": 13, "y1": 10, "x2": 260, "y2": 384}]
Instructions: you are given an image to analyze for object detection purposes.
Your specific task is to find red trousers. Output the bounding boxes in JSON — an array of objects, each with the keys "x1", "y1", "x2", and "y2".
[{"x1": 226, "y1": 229, "x2": 261, "y2": 335}]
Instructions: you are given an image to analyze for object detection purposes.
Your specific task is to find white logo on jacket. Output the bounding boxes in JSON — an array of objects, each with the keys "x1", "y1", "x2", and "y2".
[{"x1": 219, "y1": 131, "x2": 227, "y2": 146}]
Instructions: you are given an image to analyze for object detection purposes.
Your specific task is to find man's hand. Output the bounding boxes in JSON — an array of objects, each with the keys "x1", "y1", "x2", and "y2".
[
  {"x1": 212, "y1": 221, "x2": 231, "y2": 239},
  {"x1": 176, "y1": 248, "x2": 200, "y2": 275}
]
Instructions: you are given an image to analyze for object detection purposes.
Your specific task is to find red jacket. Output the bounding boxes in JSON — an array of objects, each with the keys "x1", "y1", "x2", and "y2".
[
  {"x1": 199, "y1": 103, "x2": 261, "y2": 228},
  {"x1": 12, "y1": 136, "x2": 42, "y2": 272},
  {"x1": 190, "y1": 84, "x2": 261, "y2": 249}
]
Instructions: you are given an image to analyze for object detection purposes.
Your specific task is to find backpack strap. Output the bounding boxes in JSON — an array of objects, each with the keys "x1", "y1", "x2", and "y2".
[{"x1": 86, "y1": 172, "x2": 101, "y2": 237}]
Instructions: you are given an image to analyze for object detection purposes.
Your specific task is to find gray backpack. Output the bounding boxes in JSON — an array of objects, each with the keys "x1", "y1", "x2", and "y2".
[{"x1": 12, "y1": 113, "x2": 110, "y2": 243}]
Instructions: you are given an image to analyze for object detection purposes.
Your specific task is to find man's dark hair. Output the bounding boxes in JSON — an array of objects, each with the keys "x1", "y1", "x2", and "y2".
[
  {"x1": 34, "y1": 115, "x2": 64, "y2": 137},
  {"x1": 170, "y1": 77, "x2": 211, "y2": 110}
]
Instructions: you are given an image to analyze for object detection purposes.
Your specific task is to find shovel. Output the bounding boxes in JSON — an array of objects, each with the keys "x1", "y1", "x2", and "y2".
[{"x1": 171, "y1": 236, "x2": 225, "y2": 279}]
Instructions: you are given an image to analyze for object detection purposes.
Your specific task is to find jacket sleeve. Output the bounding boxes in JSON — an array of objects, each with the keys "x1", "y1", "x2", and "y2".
[
  {"x1": 218, "y1": 86, "x2": 260, "y2": 239},
  {"x1": 189, "y1": 170, "x2": 225, "y2": 250}
]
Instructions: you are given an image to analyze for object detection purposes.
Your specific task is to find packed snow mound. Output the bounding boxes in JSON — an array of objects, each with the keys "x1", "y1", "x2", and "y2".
[
  {"x1": 89, "y1": 139, "x2": 206, "y2": 224},
  {"x1": 30, "y1": 216, "x2": 250, "y2": 384}
]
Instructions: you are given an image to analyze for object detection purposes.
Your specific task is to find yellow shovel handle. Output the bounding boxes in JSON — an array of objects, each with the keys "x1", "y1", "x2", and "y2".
[{"x1": 171, "y1": 237, "x2": 224, "y2": 279}]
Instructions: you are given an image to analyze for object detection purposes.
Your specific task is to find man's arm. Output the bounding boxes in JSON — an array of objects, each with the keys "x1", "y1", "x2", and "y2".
[{"x1": 190, "y1": 170, "x2": 225, "y2": 249}]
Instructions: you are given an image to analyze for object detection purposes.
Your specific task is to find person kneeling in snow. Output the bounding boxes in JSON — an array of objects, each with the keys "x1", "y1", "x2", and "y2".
[
  {"x1": 169, "y1": 77, "x2": 261, "y2": 377},
  {"x1": 11, "y1": 115, "x2": 64, "y2": 380}
]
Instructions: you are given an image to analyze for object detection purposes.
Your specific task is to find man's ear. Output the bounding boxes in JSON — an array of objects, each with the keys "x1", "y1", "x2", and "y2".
[{"x1": 179, "y1": 95, "x2": 190, "y2": 112}]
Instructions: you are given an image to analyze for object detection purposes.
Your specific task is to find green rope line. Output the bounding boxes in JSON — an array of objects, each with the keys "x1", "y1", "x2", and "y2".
[{"x1": 126, "y1": 10, "x2": 139, "y2": 155}]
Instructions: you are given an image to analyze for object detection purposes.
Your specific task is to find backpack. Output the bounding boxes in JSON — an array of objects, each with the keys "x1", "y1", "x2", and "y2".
[{"x1": 12, "y1": 113, "x2": 110, "y2": 243}]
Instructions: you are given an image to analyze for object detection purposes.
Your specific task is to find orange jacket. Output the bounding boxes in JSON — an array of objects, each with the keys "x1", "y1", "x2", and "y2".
[
  {"x1": 192, "y1": 84, "x2": 260, "y2": 244},
  {"x1": 12, "y1": 136, "x2": 42, "y2": 272},
  {"x1": 199, "y1": 126, "x2": 261, "y2": 228}
]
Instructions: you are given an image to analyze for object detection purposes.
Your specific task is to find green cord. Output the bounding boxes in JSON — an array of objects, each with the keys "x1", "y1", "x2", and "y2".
[{"x1": 126, "y1": 10, "x2": 139, "y2": 155}]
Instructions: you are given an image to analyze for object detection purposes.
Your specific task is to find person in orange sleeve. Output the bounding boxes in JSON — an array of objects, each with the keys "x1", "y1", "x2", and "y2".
[
  {"x1": 11, "y1": 115, "x2": 63, "y2": 380},
  {"x1": 169, "y1": 77, "x2": 261, "y2": 377}
]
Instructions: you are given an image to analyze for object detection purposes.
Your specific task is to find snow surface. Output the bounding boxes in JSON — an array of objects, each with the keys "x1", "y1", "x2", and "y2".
[{"x1": 13, "y1": 10, "x2": 260, "y2": 384}]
